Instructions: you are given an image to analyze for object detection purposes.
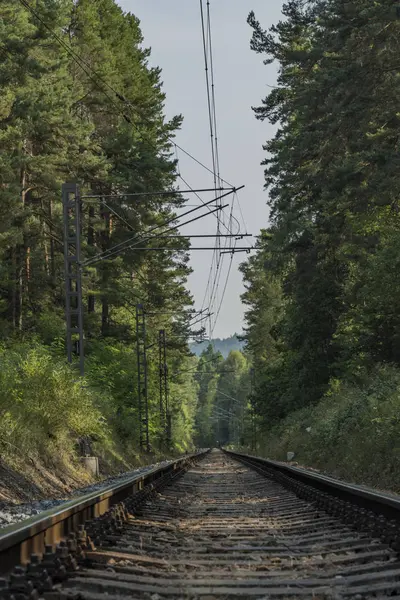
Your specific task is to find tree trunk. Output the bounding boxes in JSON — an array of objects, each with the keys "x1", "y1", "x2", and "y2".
[
  {"x1": 9, "y1": 248, "x2": 17, "y2": 327},
  {"x1": 44, "y1": 220, "x2": 50, "y2": 279},
  {"x1": 25, "y1": 246, "x2": 31, "y2": 284},
  {"x1": 100, "y1": 206, "x2": 111, "y2": 336},
  {"x1": 48, "y1": 199, "x2": 56, "y2": 287},
  {"x1": 87, "y1": 205, "x2": 95, "y2": 313},
  {"x1": 15, "y1": 167, "x2": 27, "y2": 331},
  {"x1": 14, "y1": 244, "x2": 23, "y2": 331},
  {"x1": 101, "y1": 294, "x2": 109, "y2": 335}
]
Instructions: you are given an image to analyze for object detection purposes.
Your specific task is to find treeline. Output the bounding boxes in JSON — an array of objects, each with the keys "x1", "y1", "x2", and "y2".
[
  {"x1": 241, "y1": 1, "x2": 400, "y2": 487},
  {"x1": 191, "y1": 335, "x2": 244, "y2": 358},
  {"x1": 0, "y1": 0, "x2": 199, "y2": 468},
  {"x1": 194, "y1": 345, "x2": 252, "y2": 448}
]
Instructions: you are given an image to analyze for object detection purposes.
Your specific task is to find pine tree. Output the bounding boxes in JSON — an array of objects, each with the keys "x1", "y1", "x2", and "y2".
[
  {"x1": 243, "y1": 0, "x2": 400, "y2": 428},
  {"x1": 0, "y1": 0, "x2": 199, "y2": 453}
]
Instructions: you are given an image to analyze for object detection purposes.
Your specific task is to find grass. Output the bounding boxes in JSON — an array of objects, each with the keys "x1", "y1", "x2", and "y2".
[{"x1": 254, "y1": 365, "x2": 400, "y2": 492}]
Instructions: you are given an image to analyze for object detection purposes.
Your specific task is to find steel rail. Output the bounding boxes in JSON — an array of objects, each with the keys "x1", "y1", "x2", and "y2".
[
  {"x1": 0, "y1": 450, "x2": 209, "y2": 575},
  {"x1": 224, "y1": 449, "x2": 400, "y2": 521},
  {"x1": 3, "y1": 449, "x2": 400, "y2": 597}
]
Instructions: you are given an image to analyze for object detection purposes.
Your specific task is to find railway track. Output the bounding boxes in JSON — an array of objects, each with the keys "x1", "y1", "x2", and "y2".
[{"x1": 2, "y1": 449, "x2": 400, "y2": 598}]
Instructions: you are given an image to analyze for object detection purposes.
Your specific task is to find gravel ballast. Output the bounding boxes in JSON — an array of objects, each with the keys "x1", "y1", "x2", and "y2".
[{"x1": 0, "y1": 459, "x2": 174, "y2": 529}]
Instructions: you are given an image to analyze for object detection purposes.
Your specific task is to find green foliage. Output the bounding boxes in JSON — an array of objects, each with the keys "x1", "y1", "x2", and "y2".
[
  {"x1": 0, "y1": 0, "x2": 198, "y2": 464},
  {"x1": 194, "y1": 344, "x2": 223, "y2": 447},
  {"x1": 0, "y1": 341, "x2": 108, "y2": 463},
  {"x1": 191, "y1": 335, "x2": 245, "y2": 359},
  {"x1": 259, "y1": 365, "x2": 400, "y2": 491},
  {"x1": 194, "y1": 346, "x2": 252, "y2": 448},
  {"x1": 241, "y1": 1, "x2": 400, "y2": 456}
]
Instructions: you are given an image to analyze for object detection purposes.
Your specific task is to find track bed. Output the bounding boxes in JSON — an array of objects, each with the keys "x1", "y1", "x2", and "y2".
[{"x1": 59, "y1": 450, "x2": 400, "y2": 599}]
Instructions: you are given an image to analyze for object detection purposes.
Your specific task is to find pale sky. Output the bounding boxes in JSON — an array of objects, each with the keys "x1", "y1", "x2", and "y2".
[{"x1": 116, "y1": 0, "x2": 285, "y2": 338}]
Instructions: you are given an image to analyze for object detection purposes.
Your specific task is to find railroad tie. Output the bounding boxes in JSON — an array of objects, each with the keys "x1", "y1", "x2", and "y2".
[{"x1": 55, "y1": 449, "x2": 400, "y2": 598}]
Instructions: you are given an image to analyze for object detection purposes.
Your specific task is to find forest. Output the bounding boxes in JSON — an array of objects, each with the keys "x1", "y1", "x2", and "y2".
[
  {"x1": 190, "y1": 335, "x2": 244, "y2": 358},
  {"x1": 0, "y1": 0, "x2": 205, "y2": 472},
  {"x1": 0, "y1": 0, "x2": 252, "y2": 478},
  {"x1": 3, "y1": 0, "x2": 400, "y2": 492},
  {"x1": 240, "y1": 0, "x2": 400, "y2": 489}
]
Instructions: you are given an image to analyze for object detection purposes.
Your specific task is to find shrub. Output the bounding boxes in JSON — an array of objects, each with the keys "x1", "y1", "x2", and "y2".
[
  {"x1": 0, "y1": 341, "x2": 109, "y2": 466},
  {"x1": 258, "y1": 365, "x2": 400, "y2": 491}
]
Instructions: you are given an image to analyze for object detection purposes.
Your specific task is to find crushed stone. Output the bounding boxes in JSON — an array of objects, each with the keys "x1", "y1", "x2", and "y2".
[{"x1": 0, "y1": 459, "x2": 174, "y2": 529}]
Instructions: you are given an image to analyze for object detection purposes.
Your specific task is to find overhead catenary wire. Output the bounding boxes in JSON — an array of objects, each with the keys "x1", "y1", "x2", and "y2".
[
  {"x1": 174, "y1": 144, "x2": 181, "y2": 178},
  {"x1": 195, "y1": 1, "x2": 251, "y2": 340},
  {"x1": 90, "y1": 184, "x2": 242, "y2": 245},
  {"x1": 82, "y1": 188, "x2": 234, "y2": 199},
  {"x1": 207, "y1": 0, "x2": 221, "y2": 192},
  {"x1": 143, "y1": 234, "x2": 251, "y2": 239},
  {"x1": 188, "y1": 312, "x2": 213, "y2": 328},
  {"x1": 16, "y1": 0, "x2": 134, "y2": 123},
  {"x1": 188, "y1": 308, "x2": 210, "y2": 322},
  {"x1": 199, "y1": 0, "x2": 222, "y2": 325},
  {"x1": 172, "y1": 354, "x2": 223, "y2": 377},
  {"x1": 111, "y1": 245, "x2": 249, "y2": 252},
  {"x1": 211, "y1": 240, "x2": 236, "y2": 337},
  {"x1": 200, "y1": 0, "x2": 217, "y2": 192},
  {"x1": 101, "y1": 200, "x2": 135, "y2": 233},
  {"x1": 33, "y1": 0, "x2": 251, "y2": 253},
  {"x1": 16, "y1": 0, "x2": 232, "y2": 190},
  {"x1": 173, "y1": 171, "x2": 239, "y2": 238},
  {"x1": 232, "y1": 191, "x2": 253, "y2": 250},
  {"x1": 206, "y1": 193, "x2": 238, "y2": 334},
  {"x1": 83, "y1": 204, "x2": 229, "y2": 267},
  {"x1": 207, "y1": 200, "x2": 237, "y2": 313},
  {"x1": 20, "y1": 0, "x2": 252, "y2": 347},
  {"x1": 17, "y1": 0, "x2": 244, "y2": 265},
  {"x1": 206, "y1": 0, "x2": 225, "y2": 251},
  {"x1": 82, "y1": 187, "x2": 241, "y2": 267}
]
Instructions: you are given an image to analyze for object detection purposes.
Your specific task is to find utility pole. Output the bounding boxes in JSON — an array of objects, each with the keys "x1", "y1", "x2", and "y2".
[
  {"x1": 166, "y1": 413, "x2": 172, "y2": 449},
  {"x1": 158, "y1": 329, "x2": 169, "y2": 449},
  {"x1": 250, "y1": 367, "x2": 256, "y2": 452},
  {"x1": 136, "y1": 304, "x2": 150, "y2": 452},
  {"x1": 62, "y1": 183, "x2": 84, "y2": 376}
]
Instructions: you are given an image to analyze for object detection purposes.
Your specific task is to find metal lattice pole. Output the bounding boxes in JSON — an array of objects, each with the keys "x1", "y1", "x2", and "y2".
[
  {"x1": 136, "y1": 304, "x2": 149, "y2": 452},
  {"x1": 158, "y1": 330, "x2": 166, "y2": 447},
  {"x1": 62, "y1": 183, "x2": 84, "y2": 376},
  {"x1": 158, "y1": 330, "x2": 169, "y2": 449},
  {"x1": 250, "y1": 368, "x2": 256, "y2": 452}
]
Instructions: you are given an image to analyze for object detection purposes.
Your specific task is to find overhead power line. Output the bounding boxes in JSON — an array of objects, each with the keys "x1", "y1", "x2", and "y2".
[
  {"x1": 200, "y1": 0, "x2": 224, "y2": 324},
  {"x1": 207, "y1": 199, "x2": 236, "y2": 319},
  {"x1": 113, "y1": 245, "x2": 250, "y2": 252},
  {"x1": 82, "y1": 187, "x2": 242, "y2": 267},
  {"x1": 206, "y1": 0, "x2": 223, "y2": 264},
  {"x1": 172, "y1": 353, "x2": 223, "y2": 377},
  {"x1": 17, "y1": 0, "x2": 232, "y2": 189},
  {"x1": 200, "y1": 0, "x2": 217, "y2": 190},
  {"x1": 211, "y1": 243, "x2": 236, "y2": 337},
  {"x1": 207, "y1": 0, "x2": 221, "y2": 191},
  {"x1": 176, "y1": 171, "x2": 239, "y2": 238},
  {"x1": 19, "y1": 0, "x2": 249, "y2": 248},
  {"x1": 18, "y1": 0, "x2": 241, "y2": 253},
  {"x1": 20, "y1": 0, "x2": 253, "y2": 348},
  {"x1": 188, "y1": 313, "x2": 213, "y2": 328},
  {"x1": 81, "y1": 188, "x2": 234, "y2": 199},
  {"x1": 83, "y1": 204, "x2": 228, "y2": 267}
]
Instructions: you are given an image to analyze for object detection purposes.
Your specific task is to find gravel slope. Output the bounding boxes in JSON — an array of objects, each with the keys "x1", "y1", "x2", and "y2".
[{"x1": 0, "y1": 459, "x2": 173, "y2": 529}]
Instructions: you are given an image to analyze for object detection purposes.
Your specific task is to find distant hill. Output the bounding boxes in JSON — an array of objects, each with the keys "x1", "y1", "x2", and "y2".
[{"x1": 190, "y1": 334, "x2": 245, "y2": 358}]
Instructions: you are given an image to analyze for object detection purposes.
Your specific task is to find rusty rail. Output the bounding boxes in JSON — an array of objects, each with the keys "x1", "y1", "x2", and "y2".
[
  {"x1": 224, "y1": 448, "x2": 400, "y2": 523},
  {"x1": 3, "y1": 449, "x2": 400, "y2": 598},
  {"x1": 0, "y1": 450, "x2": 208, "y2": 575}
]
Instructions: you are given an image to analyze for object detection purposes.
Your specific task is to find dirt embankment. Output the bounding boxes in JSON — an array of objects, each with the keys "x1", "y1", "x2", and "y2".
[{"x1": 0, "y1": 453, "x2": 173, "y2": 528}]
